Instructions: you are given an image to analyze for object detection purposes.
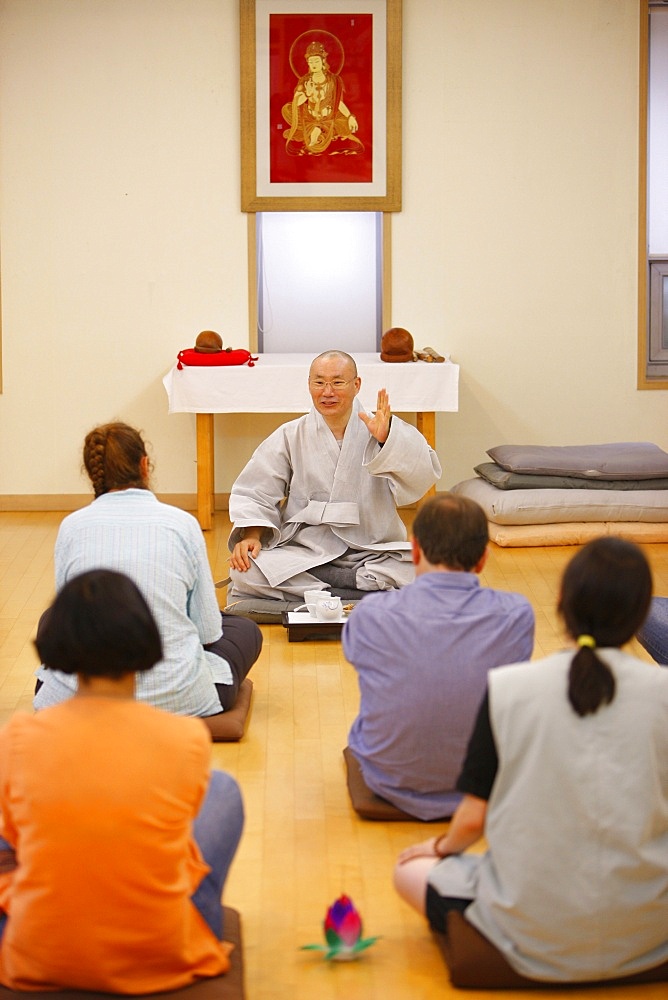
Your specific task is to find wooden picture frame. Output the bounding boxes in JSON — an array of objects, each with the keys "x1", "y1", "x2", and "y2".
[{"x1": 240, "y1": 0, "x2": 402, "y2": 211}]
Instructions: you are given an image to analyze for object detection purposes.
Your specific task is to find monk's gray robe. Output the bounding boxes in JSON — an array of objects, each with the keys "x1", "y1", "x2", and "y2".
[{"x1": 227, "y1": 398, "x2": 441, "y2": 600}]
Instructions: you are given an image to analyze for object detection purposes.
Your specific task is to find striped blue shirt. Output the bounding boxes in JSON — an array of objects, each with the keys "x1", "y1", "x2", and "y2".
[{"x1": 35, "y1": 490, "x2": 230, "y2": 716}]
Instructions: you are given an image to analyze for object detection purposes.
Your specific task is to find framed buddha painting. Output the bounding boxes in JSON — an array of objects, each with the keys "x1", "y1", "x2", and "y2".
[{"x1": 240, "y1": 0, "x2": 402, "y2": 211}]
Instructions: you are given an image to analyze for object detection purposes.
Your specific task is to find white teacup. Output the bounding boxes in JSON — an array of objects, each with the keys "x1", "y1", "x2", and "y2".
[
  {"x1": 294, "y1": 592, "x2": 343, "y2": 621},
  {"x1": 310, "y1": 595, "x2": 343, "y2": 622},
  {"x1": 304, "y1": 588, "x2": 331, "y2": 607},
  {"x1": 295, "y1": 589, "x2": 329, "y2": 620}
]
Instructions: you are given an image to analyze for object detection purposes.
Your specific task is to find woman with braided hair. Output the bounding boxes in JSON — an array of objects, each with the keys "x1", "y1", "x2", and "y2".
[
  {"x1": 394, "y1": 537, "x2": 668, "y2": 986},
  {"x1": 34, "y1": 422, "x2": 262, "y2": 719}
]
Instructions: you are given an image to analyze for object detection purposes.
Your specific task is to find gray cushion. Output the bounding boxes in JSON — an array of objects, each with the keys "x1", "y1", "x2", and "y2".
[
  {"x1": 452, "y1": 477, "x2": 668, "y2": 525},
  {"x1": 475, "y1": 462, "x2": 668, "y2": 492},
  {"x1": 224, "y1": 590, "x2": 369, "y2": 624},
  {"x1": 223, "y1": 599, "x2": 300, "y2": 624},
  {"x1": 487, "y1": 442, "x2": 668, "y2": 480}
]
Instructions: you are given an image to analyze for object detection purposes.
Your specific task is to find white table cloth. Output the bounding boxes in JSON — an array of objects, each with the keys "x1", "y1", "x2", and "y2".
[{"x1": 163, "y1": 352, "x2": 459, "y2": 414}]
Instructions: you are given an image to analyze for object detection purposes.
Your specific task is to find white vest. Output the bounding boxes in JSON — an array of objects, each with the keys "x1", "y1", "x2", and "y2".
[{"x1": 467, "y1": 651, "x2": 668, "y2": 981}]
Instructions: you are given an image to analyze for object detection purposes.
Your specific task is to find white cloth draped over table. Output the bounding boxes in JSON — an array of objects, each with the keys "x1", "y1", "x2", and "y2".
[{"x1": 163, "y1": 353, "x2": 459, "y2": 414}]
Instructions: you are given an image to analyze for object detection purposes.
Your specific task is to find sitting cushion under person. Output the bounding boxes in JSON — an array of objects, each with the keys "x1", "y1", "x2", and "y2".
[
  {"x1": 227, "y1": 350, "x2": 441, "y2": 604},
  {"x1": 0, "y1": 570, "x2": 244, "y2": 993}
]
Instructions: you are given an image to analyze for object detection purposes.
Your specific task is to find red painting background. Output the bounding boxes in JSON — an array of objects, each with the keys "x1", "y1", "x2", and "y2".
[{"x1": 268, "y1": 13, "x2": 373, "y2": 184}]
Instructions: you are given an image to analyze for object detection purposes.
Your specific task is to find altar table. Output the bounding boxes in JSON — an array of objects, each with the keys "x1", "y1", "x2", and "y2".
[{"x1": 163, "y1": 353, "x2": 459, "y2": 529}]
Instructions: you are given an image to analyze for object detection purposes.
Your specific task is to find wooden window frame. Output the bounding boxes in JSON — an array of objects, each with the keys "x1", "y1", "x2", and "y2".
[{"x1": 639, "y1": 0, "x2": 668, "y2": 386}]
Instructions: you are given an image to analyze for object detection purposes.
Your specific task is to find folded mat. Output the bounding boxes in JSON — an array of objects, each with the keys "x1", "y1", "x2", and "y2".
[
  {"x1": 486, "y1": 442, "x2": 668, "y2": 480},
  {"x1": 475, "y1": 462, "x2": 668, "y2": 492},
  {"x1": 451, "y1": 477, "x2": 668, "y2": 525},
  {"x1": 487, "y1": 521, "x2": 668, "y2": 547}
]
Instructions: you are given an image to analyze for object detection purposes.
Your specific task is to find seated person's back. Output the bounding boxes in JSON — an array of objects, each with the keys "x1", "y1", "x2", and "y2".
[
  {"x1": 394, "y1": 536, "x2": 668, "y2": 984},
  {"x1": 34, "y1": 422, "x2": 261, "y2": 717},
  {"x1": 0, "y1": 570, "x2": 244, "y2": 992},
  {"x1": 344, "y1": 494, "x2": 535, "y2": 820}
]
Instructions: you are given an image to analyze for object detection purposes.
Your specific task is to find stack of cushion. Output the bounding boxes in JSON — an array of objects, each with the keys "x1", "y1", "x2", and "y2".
[{"x1": 451, "y1": 442, "x2": 668, "y2": 547}]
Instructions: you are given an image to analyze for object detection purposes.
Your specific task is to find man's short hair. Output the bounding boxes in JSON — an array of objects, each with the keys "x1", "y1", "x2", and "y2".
[
  {"x1": 412, "y1": 493, "x2": 489, "y2": 571},
  {"x1": 310, "y1": 350, "x2": 358, "y2": 377}
]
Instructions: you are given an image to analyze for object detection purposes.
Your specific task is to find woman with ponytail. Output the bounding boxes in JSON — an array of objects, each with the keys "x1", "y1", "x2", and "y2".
[{"x1": 394, "y1": 537, "x2": 668, "y2": 985}]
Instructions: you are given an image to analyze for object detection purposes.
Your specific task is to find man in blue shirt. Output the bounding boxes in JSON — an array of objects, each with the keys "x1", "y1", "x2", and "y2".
[{"x1": 344, "y1": 493, "x2": 535, "y2": 821}]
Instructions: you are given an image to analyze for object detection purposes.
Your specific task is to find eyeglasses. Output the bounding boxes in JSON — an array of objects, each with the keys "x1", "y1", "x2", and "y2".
[{"x1": 308, "y1": 378, "x2": 356, "y2": 391}]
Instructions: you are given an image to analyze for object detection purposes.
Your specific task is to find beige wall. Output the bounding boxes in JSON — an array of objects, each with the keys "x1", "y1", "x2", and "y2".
[{"x1": 0, "y1": 0, "x2": 662, "y2": 504}]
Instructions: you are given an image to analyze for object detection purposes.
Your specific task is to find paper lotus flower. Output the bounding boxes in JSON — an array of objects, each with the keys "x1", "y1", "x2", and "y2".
[{"x1": 301, "y1": 895, "x2": 379, "y2": 961}]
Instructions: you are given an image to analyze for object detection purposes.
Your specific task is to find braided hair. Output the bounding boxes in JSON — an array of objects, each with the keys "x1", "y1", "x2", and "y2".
[
  {"x1": 557, "y1": 538, "x2": 652, "y2": 717},
  {"x1": 83, "y1": 423, "x2": 150, "y2": 498}
]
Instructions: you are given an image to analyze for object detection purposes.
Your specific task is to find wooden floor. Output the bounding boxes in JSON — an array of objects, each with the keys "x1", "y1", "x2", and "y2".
[{"x1": 0, "y1": 509, "x2": 666, "y2": 1000}]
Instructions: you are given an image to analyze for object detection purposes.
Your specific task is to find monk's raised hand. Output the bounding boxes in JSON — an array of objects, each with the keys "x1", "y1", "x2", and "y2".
[
  {"x1": 230, "y1": 537, "x2": 262, "y2": 572},
  {"x1": 358, "y1": 388, "x2": 391, "y2": 444}
]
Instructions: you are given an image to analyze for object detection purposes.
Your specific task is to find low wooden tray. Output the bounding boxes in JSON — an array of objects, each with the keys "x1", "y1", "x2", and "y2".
[{"x1": 281, "y1": 611, "x2": 345, "y2": 642}]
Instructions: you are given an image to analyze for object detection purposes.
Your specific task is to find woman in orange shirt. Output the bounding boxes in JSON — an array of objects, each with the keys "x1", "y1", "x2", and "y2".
[{"x1": 0, "y1": 569, "x2": 244, "y2": 994}]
